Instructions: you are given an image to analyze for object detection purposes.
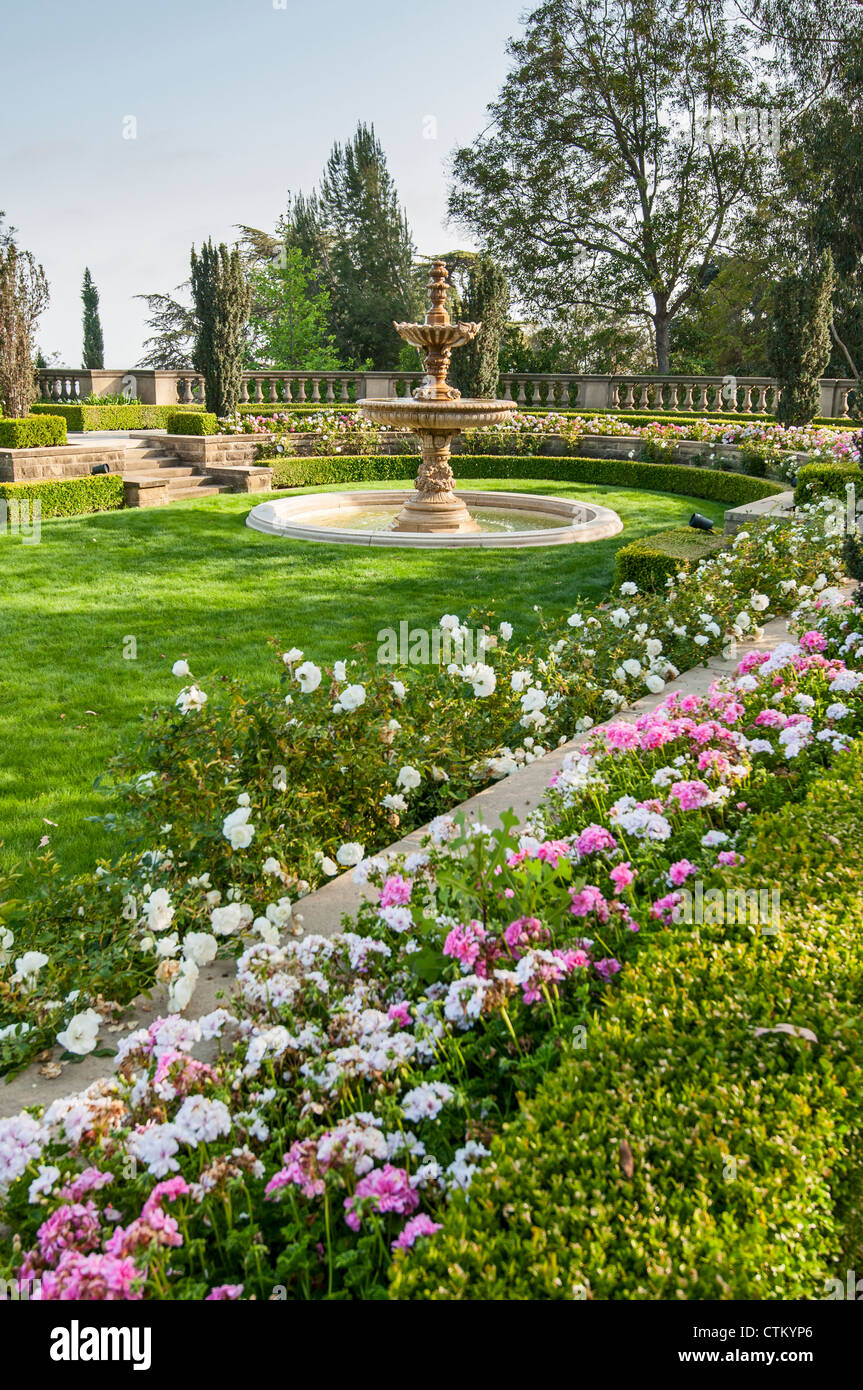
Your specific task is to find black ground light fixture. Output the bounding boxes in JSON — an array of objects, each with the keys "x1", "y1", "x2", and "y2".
[
  {"x1": 91, "y1": 463, "x2": 110, "y2": 474},
  {"x1": 689, "y1": 512, "x2": 715, "y2": 531}
]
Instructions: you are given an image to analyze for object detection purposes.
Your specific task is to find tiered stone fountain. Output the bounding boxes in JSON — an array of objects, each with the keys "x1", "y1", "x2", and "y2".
[
  {"x1": 246, "y1": 261, "x2": 622, "y2": 548},
  {"x1": 356, "y1": 260, "x2": 516, "y2": 533}
]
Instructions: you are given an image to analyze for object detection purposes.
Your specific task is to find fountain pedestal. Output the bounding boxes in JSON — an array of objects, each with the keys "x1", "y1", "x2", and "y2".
[{"x1": 358, "y1": 260, "x2": 516, "y2": 534}]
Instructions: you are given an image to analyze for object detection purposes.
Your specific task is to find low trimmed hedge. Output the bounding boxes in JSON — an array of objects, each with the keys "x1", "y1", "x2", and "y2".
[
  {"x1": 271, "y1": 452, "x2": 784, "y2": 506},
  {"x1": 794, "y1": 460, "x2": 862, "y2": 506},
  {"x1": 393, "y1": 743, "x2": 863, "y2": 1300},
  {"x1": 0, "y1": 414, "x2": 67, "y2": 448},
  {"x1": 614, "y1": 525, "x2": 726, "y2": 590},
  {"x1": 236, "y1": 402, "x2": 358, "y2": 417},
  {"x1": 29, "y1": 402, "x2": 204, "y2": 431},
  {"x1": 165, "y1": 410, "x2": 218, "y2": 436},
  {"x1": 0, "y1": 474, "x2": 125, "y2": 518}
]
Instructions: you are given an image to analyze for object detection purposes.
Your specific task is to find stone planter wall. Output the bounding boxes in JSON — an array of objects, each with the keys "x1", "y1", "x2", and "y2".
[
  {"x1": 140, "y1": 433, "x2": 268, "y2": 468},
  {"x1": 0, "y1": 444, "x2": 126, "y2": 482}
]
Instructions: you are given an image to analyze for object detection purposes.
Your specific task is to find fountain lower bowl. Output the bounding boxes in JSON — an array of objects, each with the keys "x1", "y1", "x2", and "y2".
[{"x1": 245, "y1": 490, "x2": 623, "y2": 549}]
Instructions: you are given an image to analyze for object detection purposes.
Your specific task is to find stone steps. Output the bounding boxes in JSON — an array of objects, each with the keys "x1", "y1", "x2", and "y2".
[
  {"x1": 166, "y1": 484, "x2": 227, "y2": 499},
  {"x1": 121, "y1": 440, "x2": 233, "y2": 505}
]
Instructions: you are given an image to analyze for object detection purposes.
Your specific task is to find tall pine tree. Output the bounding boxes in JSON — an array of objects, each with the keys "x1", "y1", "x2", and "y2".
[
  {"x1": 189, "y1": 241, "x2": 252, "y2": 416},
  {"x1": 81, "y1": 268, "x2": 104, "y2": 369},
  {"x1": 317, "y1": 124, "x2": 416, "y2": 368}
]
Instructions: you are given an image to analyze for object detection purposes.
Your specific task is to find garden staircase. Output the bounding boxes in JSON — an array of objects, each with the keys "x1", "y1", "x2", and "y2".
[{"x1": 121, "y1": 440, "x2": 230, "y2": 504}]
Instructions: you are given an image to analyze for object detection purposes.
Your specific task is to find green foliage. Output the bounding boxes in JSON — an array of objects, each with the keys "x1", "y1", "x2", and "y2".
[
  {"x1": 0, "y1": 414, "x2": 66, "y2": 448},
  {"x1": 0, "y1": 474, "x2": 124, "y2": 517},
  {"x1": 270, "y1": 452, "x2": 784, "y2": 505},
  {"x1": 247, "y1": 241, "x2": 339, "y2": 371},
  {"x1": 614, "y1": 526, "x2": 725, "y2": 591},
  {"x1": 449, "y1": 255, "x2": 510, "y2": 398},
  {"x1": 794, "y1": 460, "x2": 862, "y2": 505},
  {"x1": 393, "y1": 742, "x2": 863, "y2": 1300},
  {"x1": 81, "y1": 267, "x2": 104, "y2": 369},
  {"x1": 669, "y1": 255, "x2": 774, "y2": 376},
  {"x1": 190, "y1": 240, "x2": 252, "y2": 416},
  {"x1": 134, "y1": 284, "x2": 196, "y2": 369},
  {"x1": 769, "y1": 252, "x2": 836, "y2": 424},
  {"x1": 843, "y1": 529, "x2": 863, "y2": 583},
  {"x1": 449, "y1": 0, "x2": 764, "y2": 371},
  {"x1": 29, "y1": 402, "x2": 202, "y2": 431},
  {"x1": 166, "y1": 410, "x2": 218, "y2": 436},
  {"x1": 316, "y1": 123, "x2": 417, "y2": 368},
  {"x1": 0, "y1": 224, "x2": 49, "y2": 417}
]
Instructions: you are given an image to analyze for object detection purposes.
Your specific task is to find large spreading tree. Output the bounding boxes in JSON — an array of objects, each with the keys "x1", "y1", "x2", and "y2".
[{"x1": 449, "y1": 0, "x2": 770, "y2": 372}]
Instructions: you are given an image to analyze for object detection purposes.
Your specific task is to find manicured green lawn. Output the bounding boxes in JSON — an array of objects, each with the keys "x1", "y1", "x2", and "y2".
[{"x1": 0, "y1": 478, "x2": 724, "y2": 874}]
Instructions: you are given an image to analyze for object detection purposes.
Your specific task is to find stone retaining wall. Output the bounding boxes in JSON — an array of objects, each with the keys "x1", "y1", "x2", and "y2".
[{"x1": 0, "y1": 444, "x2": 126, "y2": 482}]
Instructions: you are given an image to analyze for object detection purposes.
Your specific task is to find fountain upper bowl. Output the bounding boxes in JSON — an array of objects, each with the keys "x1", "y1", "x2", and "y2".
[{"x1": 357, "y1": 396, "x2": 517, "y2": 431}]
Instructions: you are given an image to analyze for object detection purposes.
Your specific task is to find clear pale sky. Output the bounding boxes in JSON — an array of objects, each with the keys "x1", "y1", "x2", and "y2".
[{"x1": 2, "y1": 0, "x2": 529, "y2": 367}]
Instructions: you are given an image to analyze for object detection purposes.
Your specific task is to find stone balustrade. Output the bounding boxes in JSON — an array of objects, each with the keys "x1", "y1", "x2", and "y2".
[{"x1": 33, "y1": 368, "x2": 859, "y2": 419}]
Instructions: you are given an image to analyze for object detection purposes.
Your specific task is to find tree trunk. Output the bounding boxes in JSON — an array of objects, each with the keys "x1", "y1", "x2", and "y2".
[{"x1": 653, "y1": 300, "x2": 671, "y2": 373}]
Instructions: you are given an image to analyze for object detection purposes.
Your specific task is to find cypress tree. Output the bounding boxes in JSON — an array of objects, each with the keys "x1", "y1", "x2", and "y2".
[
  {"x1": 768, "y1": 251, "x2": 835, "y2": 424},
  {"x1": 448, "y1": 254, "x2": 510, "y2": 398},
  {"x1": 190, "y1": 240, "x2": 252, "y2": 417},
  {"x1": 81, "y1": 268, "x2": 104, "y2": 369}
]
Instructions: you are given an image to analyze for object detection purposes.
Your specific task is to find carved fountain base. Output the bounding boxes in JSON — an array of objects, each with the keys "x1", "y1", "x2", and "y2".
[{"x1": 391, "y1": 429, "x2": 479, "y2": 533}]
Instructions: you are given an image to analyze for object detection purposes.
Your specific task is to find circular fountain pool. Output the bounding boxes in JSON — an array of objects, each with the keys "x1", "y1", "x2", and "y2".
[{"x1": 246, "y1": 489, "x2": 623, "y2": 549}]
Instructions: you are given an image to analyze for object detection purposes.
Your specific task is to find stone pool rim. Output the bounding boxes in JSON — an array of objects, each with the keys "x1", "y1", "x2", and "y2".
[{"x1": 245, "y1": 489, "x2": 624, "y2": 549}]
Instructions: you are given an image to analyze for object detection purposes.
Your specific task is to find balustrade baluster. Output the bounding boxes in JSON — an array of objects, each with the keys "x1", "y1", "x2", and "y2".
[
  {"x1": 253, "y1": 378, "x2": 263, "y2": 404},
  {"x1": 240, "y1": 379, "x2": 249, "y2": 404},
  {"x1": 501, "y1": 378, "x2": 513, "y2": 401},
  {"x1": 296, "y1": 377, "x2": 306, "y2": 403},
  {"x1": 311, "y1": 377, "x2": 321, "y2": 403},
  {"x1": 325, "y1": 378, "x2": 335, "y2": 402},
  {"x1": 516, "y1": 378, "x2": 527, "y2": 405}
]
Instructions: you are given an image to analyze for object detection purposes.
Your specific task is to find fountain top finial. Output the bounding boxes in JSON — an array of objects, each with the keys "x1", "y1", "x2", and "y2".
[{"x1": 425, "y1": 259, "x2": 452, "y2": 327}]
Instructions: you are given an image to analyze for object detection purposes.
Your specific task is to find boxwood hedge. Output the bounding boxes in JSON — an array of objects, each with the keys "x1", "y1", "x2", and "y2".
[
  {"x1": 392, "y1": 743, "x2": 863, "y2": 1301},
  {"x1": 271, "y1": 453, "x2": 784, "y2": 506},
  {"x1": 165, "y1": 411, "x2": 219, "y2": 436},
  {"x1": 0, "y1": 474, "x2": 125, "y2": 517},
  {"x1": 29, "y1": 403, "x2": 203, "y2": 432},
  {"x1": 794, "y1": 460, "x2": 862, "y2": 506},
  {"x1": 0, "y1": 414, "x2": 67, "y2": 448},
  {"x1": 614, "y1": 526, "x2": 726, "y2": 590}
]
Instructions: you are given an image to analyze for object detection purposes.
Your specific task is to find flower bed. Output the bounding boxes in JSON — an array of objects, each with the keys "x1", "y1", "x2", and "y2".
[
  {"x1": 219, "y1": 407, "x2": 862, "y2": 482},
  {"x1": 395, "y1": 728, "x2": 863, "y2": 1300},
  {"x1": 2, "y1": 581, "x2": 862, "y2": 1300},
  {"x1": 0, "y1": 506, "x2": 844, "y2": 1083}
]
